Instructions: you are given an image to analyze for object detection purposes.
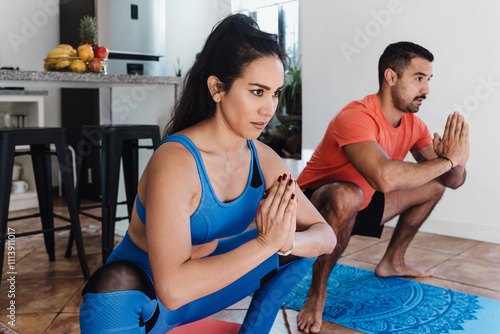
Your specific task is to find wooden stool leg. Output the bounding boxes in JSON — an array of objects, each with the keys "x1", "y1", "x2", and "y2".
[
  {"x1": 121, "y1": 139, "x2": 139, "y2": 219},
  {"x1": 54, "y1": 138, "x2": 90, "y2": 280},
  {"x1": 101, "y1": 134, "x2": 122, "y2": 263},
  {"x1": 0, "y1": 142, "x2": 16, "y2": 277},
  {"x1": 31, "y1": 144, "x2": 56, "y2": 261}
]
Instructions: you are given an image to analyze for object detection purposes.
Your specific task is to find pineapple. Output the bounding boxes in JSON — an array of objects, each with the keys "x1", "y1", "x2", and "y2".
[{"x1": 79, "y1": 15, "x2": 98, "y2": 48}]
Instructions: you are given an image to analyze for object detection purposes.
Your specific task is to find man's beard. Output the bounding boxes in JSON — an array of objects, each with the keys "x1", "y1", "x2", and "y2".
[{"x1": 392, "y1": 85, "x2": 425, "y2": 113}]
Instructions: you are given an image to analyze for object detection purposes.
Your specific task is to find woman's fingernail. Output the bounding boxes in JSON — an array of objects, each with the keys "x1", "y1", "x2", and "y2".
[
  {"x1": 278, "y1": 175, "x2": 282, "y2": 182},
  {"x1": 283, "y1": 173, "x2": 287, "y2": 180},
  {"x1": 288, "y1": 179, "x2": 293, "y2": 186},
  {"x1": 291, "y1": 193, "x2": 295, "y2": 199}
]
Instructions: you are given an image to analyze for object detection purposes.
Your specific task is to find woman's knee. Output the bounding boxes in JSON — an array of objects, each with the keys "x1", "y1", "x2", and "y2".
[
  {"x1": 80, "y1": 261, "x2": 159, "y2": 333},
  {"x1": 83, "y1": 260, "x2": 155, "y2": 297}
]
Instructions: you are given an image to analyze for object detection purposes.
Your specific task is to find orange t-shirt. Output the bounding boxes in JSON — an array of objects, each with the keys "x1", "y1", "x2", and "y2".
[{"x1": 297, "y1": 94, "x2": 432, "y2": 210}]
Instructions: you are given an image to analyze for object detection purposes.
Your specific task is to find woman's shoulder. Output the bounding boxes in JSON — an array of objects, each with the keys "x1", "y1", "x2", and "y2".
[
  {"x1": 149, "y1": 137, "x2": 198, "y2": 176},
  {"x1": 253, "y1": 140, "x2": 291, "y2": 183}
]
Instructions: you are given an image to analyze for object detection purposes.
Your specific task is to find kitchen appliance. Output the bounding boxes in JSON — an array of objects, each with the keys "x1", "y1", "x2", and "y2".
[
  {"x1": 59, "y1": 0, "x2": 167, "y2": 199},
  {"x1": 60, "y1": 0, "x2": 166, "y2": 76}
]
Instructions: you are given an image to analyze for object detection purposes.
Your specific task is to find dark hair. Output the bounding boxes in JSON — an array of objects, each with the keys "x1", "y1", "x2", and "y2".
[
  {"x1": 378, "y1": 41, "x2": 434, "y2": 88},
  {"x1": 163, "y1": 13, "x2": 286, "y2": 138}
]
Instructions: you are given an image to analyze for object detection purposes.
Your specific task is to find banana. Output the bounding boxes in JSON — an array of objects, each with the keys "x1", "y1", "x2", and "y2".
[
  {"x1": 54, "y1": 59, "x2": 71, "y2": 70},
  {"x1": 57, "y1": 44, "x2": 74, "y2": 52},
  {"x1": 46, "y1": 48, "x2": 72, "y2": 58},
  {"x1": 58, "y1": 44, "x2": 77, "y2": 56}
]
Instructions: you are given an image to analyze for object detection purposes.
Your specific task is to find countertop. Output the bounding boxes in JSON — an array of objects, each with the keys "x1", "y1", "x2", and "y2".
[
  {"x1": 0, "y1": 89, "x2": 48, "y2": 96},
  {"x1": 0, "y1": 70, "x2": 182, "y2": 87}
]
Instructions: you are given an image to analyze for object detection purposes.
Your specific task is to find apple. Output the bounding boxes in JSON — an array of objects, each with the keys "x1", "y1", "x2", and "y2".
[
  {"x1": 88, "y1": 58, "x2": 103, "y2": 73},
  {"x1": 94, "y1": 46, "x2": 109, "y2": 59}
]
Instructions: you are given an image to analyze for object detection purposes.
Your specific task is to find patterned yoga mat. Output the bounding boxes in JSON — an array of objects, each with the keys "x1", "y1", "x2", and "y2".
[{"x1": 283, "y1": 264, "x2": 500, "y2": 333}]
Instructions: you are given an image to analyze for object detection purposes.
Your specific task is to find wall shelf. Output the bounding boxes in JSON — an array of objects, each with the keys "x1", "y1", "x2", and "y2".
[{"x1": 1, "y1": 92, "x2": 46, "y2": 212}]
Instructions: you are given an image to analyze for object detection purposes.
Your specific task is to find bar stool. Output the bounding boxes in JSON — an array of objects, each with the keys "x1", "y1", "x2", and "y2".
[
  {"x1": 71, "y1": 124, "x2": 161, "y2": 263},
  {"x1": 0, "y1": 127, "x2": 90, "y2": 281}
]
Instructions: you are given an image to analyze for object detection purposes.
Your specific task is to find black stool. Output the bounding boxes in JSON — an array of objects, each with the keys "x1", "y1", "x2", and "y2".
[
  {"x1": 0, "y1": 127, "x2": 90, "y2": 280},
  {"x1": 71, "y1": 125, "x2": 161, "y2": 263}
]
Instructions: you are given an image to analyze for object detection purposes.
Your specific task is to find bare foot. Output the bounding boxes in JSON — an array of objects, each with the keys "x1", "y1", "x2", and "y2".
[
  {"x1": 375, "y1": 260, "x2": 433, "y2": 278},
  {"x1": 297, "y1": 290, "x2": 327, "y2": 333}
]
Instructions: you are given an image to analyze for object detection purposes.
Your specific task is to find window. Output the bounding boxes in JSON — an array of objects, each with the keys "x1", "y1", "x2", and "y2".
[
  {"x1": 232, "y1": 0, "x2": 302, "y2": 159},
  {"x1": 233, "y1": 0, "x2": 299, "y2": 64}
]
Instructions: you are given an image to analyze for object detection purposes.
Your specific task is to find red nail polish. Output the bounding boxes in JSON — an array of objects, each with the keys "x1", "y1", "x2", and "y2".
[
  {"x1": 288, "y1": 179, "x2": 293, "y2": 186},
  {"x1": 278, "y1": 176, "x2": 282, "y2": 182},
  {"x1": 283, "y1": 173, "x2": 287, "y2": 180},
  {"x1": 291, "y1": 193, "x2": 295, "y2": 199}
]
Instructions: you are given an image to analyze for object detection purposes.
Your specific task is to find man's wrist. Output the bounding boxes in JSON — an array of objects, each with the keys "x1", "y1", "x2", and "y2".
[{"x1": 438, "y1": 155, "x2": 454, "y2": 172}]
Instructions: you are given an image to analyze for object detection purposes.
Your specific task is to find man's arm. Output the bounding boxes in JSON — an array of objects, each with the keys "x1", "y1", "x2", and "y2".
[
  {"x1": 344, "y1": 112, "x2": 469, "y2": 193},
  {"x1": 412, "y1": 145, "x2": 467, "y2": 190},
  {"x1": 344, "y1": 141, "x2": 453, "y2": 193}
]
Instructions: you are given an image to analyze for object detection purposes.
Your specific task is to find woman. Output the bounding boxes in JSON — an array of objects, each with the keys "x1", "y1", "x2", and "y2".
[{"x1": 80, "y1": 13, "x2": 335, "y2": 333}]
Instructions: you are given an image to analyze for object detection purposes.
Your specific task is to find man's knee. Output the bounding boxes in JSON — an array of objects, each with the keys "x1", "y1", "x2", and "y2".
[
  {"x1": 430, "y1": 181, "x2": 446, "y2": 202},
  {"x1": 313, "y1": 181, "x2": 363, "y2": 214}
]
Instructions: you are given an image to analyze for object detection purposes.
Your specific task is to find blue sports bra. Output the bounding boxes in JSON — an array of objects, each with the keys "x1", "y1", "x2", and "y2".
[{"x1": 135, "y1": 134, "x2": 265, "y2": 245}]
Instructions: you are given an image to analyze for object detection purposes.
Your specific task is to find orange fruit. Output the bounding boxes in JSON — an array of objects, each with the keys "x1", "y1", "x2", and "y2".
[
  {"x1": 77, "y1": 44, "x2": 92, "y2": 52},
  {"x1": 70, "y1": 59, "x2": 86, "y2": 73},
  {"x1": 78, "y1": 45, "x2": 94, "y2": 61}
]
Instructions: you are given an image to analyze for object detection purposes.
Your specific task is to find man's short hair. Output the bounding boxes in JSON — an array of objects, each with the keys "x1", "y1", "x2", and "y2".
[{"x1": 378, "y1": 41, "x2": 434, "y2": 87}]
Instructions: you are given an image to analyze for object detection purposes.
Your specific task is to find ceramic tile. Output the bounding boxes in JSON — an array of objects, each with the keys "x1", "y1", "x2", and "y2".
[
  {"x1": 2, "y1": 234, "x2": 44, "y2": 273},
  {"x1": 432, "y1": 256, "x2": 500, "y2": 291},
  {"x1": 379, "y1": 226, "x2": 395, "y2": 241},
  {"x1": 1, "y1": 234, "x2": 101, "y2": 280},
  {"x1": 225, "y1": 296, "x2": 252, "y2": 310},
  {"x1": 0, "y1": 312, "x2": 56, "y2": 334},
  {"x1": 459, "y1": 242, "x2": 500, "y2": 264},
  {"x1": 0, "y1": 278, "x2": 83, "y2": 315},
  {"x1": 413, "y1": 276, "x2": 500, "y2": 301},
  {"x1": 0, "y1": 321, "x2": 19, "y2": 334},
  {"x1": 45, "y1": 313, "x2": 80, "y2": 334},
  {"x1": 409, "y1": 232, "x2": 480, "y2": 255},
  {"x1": 210, "y1": 308, "x2": 287, "y2": 334},
  {"x1": 61, "y1": 283, "x2": 85, "y2": 313},
  {"x1": 337, "y1": 258, "x2": 377, "y2": 272},
  {"x1": 343, "y1": 241, "x2": 453, "y2": 272},
  {"x1": 341, "y1": 235, "x2": 382, "y2": 256}
]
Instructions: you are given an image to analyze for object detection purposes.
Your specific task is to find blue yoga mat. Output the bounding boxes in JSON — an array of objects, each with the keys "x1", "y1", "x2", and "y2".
[{"x1": 283, "y1": 264, "x2": 500, "y2": 333}]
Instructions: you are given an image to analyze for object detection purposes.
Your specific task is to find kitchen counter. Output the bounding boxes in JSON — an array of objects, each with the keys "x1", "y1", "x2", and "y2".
[
  {"x1": 0, "y1": 89, "x2": 48, "y2": 96},
  {"x1": 0, "y1": 70, "x2": 182, "y2": 86}
]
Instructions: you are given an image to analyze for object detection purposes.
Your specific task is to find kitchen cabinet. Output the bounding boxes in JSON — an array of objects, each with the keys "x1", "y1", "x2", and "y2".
[{"x1": 0, "y1": 90, "x2": 47, "y2": 211}]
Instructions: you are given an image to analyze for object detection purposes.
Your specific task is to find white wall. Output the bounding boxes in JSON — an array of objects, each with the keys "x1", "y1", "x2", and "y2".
[
  {"x1": 301, "y1": 0, "x2": 500, "y2": 243},
  {"x1": 164, "y1": 0, "x2": 231, "y2": 77}
]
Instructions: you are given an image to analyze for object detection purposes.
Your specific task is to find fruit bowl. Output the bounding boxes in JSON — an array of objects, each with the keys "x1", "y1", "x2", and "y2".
[{"x1": 44, "y1": 57, "x2": 107, "y2": 74}]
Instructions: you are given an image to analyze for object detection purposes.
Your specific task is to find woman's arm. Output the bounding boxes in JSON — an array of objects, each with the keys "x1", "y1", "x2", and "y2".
[
  {"x1": 255, "y1": 141, "x2": 336, "y2": 258},
  {"x1": 145, "y1": 142, "x2": 296, "y2": 311}
]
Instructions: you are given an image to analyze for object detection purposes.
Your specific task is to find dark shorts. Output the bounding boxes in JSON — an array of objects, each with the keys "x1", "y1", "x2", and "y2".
[{"x1": 304, "y1": 188, "x2": 385, "y2": 238}]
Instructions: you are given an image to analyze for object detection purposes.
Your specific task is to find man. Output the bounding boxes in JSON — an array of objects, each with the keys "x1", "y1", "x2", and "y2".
[{"x1": 296, "y1": 41, "x2": 469, "y2": 333}]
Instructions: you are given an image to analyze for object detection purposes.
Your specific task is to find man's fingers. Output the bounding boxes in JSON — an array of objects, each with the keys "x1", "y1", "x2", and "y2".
[
  {"x1": 461, "y1": 121, "x2": 469, "y2": 141},
  {"x1": 432, "y1": 133, "x2": 441, "y2": 148}
]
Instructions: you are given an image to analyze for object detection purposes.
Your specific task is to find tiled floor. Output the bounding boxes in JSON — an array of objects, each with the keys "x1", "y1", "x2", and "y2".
[{"x1": 1, "y1": 196, "x2": 500, "y2": 333}]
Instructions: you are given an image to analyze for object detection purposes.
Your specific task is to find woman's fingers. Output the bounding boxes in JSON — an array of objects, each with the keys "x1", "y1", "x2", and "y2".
[
  {"x1": 256, "y1": 173, "x2": 297, "y2": 250},
  {"x1": 268, "y1": 174, "x2": 294, "y2": 215}
]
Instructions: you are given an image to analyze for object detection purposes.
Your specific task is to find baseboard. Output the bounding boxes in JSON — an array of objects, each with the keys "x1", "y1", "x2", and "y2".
[{"x1": 386, "y1": 218, "x2": 500, "y2": 244}]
